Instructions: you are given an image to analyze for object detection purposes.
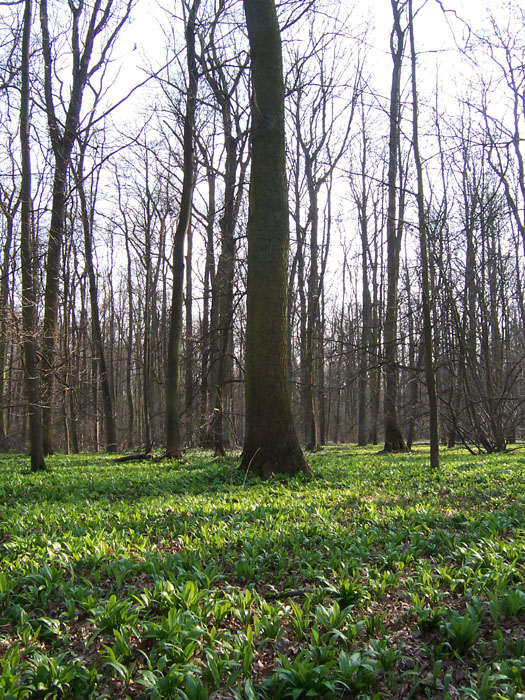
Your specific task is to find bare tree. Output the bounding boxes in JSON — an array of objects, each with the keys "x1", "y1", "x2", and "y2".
[
  {"x1": 197, "y1": 1, "x2": 250, "y2": 455},
  {"x1": 166, "y1": 0, "x2": 201, "y2": 457},
  {"x1": 0, "y1": 158, "x2": 19, "y2": 451},
  {"x1": 39, "y1": 0, "x2": 134, "y2": 454},
  {"x1": 408, "y1": 0, "x2": 439, "y2": 467},
  {"x1": 20, "y1": 0, "x2": 45, "y2": 470},
  {"x1": 73, "y1": 126, "x2": 117, "y2": 453},
  {"x1": 383, "y1": 0, "x2": 407, "y2": 452}
]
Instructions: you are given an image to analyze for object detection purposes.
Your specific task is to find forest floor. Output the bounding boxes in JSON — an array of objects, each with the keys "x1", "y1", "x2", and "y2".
[{"x1": 0, "y1": 446, "x2": 524, "y2": 699}]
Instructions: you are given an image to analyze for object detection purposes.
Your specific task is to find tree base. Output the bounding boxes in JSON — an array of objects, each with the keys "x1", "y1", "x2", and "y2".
[
  {"x1": 305, "y1": 442, "x2": 321, "y2": 453},
  {"x1": 30, "y1": 454, "x2": 46, "y2": 471},
  {"x1": 383, "y1": 424, "x2": 407, "y2": 452},
  {"x1": 240, "y1": 442, "x2": 312, "y2": 479}
]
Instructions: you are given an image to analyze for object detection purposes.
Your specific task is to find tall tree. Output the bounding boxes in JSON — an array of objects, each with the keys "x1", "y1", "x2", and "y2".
[
  {"x1": 240, "y1": 0, "x2": 310, "y2": 477},
  {"x1": 408, "y1": 0, "x2": 439, "y2": 468},
  {"x1": 350, "y1": 98, "x2": 376, "y2": 446},
  {"x1": 39, "y1": 0, "x2": 134, "y2": 454},
  {"x1": 197, "y1": 6, "x2": 249, "y2": 456},
  {"x1": 166, "y1": 0, "x2": 201, "y2": 457},
  {"x1": 383, "y1": 0, "x2": 407, "y2": 452},
  {"x1": 73, "y1": 128, "x2": 117, "y2": 453},
  {"x1": 287, "y1": 19, "x2": 358, "y2": 451},
  {"x1": 0, "y1": 173, "x2": 19, "y2": 451},
  {"x1": 19, "y1": 0, "x2": 46, "y2": 470}
]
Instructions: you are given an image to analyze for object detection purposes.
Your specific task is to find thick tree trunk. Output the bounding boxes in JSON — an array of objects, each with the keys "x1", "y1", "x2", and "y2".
[
  {"x1": 40, "y1": 0, "x2": 87, "y2": 455},
  {"x1": 240, "y1": 0, "x2": 310, "y2": 478}
]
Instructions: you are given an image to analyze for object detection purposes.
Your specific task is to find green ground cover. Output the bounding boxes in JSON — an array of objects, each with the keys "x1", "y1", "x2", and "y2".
[{"x1": 0, "y1": 446, "x2": 524, "y2": 699}]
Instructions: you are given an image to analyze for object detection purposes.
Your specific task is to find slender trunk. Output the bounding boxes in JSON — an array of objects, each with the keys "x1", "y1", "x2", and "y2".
[
  {"x1": 39, "y1": 0, "x2": 132, "y2": 453},
  {"x1": 368, "y1": 203, "x2": 381, "y2": 445},
  {"x1": 210, "y1": 140, "x2": 237, "y2": 456},
  {"x1": 408, "y1": 0, "x2": 439, "y2": 467},
  {"x1": 20, "y1": 0, "x2": 45, "y2": 470},
  {"x1": 297, "y1": 232, "x2": 308, "y2": 442},
  {"x1": 185, "y1": 220, "x2": 194, "y2": 443},
  {"x1": 76, "y1": 155, "x2": 117, "y2": 452},
  {"x1": 383, "y1": 0, "x2": 406, "y2": 452},
  {"x1": 143, "y1": 206, "x2": 153, "y2": 451},
  {"x1": 124, "y1": 226, "x2": 134, "y2": 448},
  {"x1": 0, "y1": 201, "x2": 17, "y2": 450},
  {"x1": 357, "y1": 131, "x2": 372, "y2": 446},
  {"x1": 201, "y1": 61, "x2": 245, "y2": 457},
  {"x1": 200, "y1": 157, "x2": 215, "y2": 444},
  {"x1": 317, "y1": 295, "x2": 326, "y2": 445},
  {"x1": 41, "y1": 151, "x2": 69, "y2": 454},
  {"x1": 166, "y1": 0, "x2": 200, "y2": 456},
  {"x1": 304, "y1": 157, "x2": 320, "y2": 451}
]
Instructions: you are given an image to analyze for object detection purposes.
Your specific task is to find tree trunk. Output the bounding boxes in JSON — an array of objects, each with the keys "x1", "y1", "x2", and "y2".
[
  {"x1": 166, "y1": 0, "x2": 200, "y2": 457},
  {"x1": 19, "y1": 0, "x2": 45, "y2": 471},
  {"x1": 0, "y1": 194, "x2": 18, "y2": 451},
  {"x1": 39, "y1": 0, "x2": 133, "y2": 454},
  {"x1": 198, "y1": 152, "x2": 215, "y2": 444},
  {"x1": 123, "y1": 215, "x2": 135, "y2": 449},
  {"x1": 383, "y1": 0, "x2": 406, "y2": 452},
  {"x1": 40, "y1": 151, "x2": 68, "y2": 455},
  {"x1": 304, "y1": 156, "x2": 320, "y2": 451},
  {"x1": 199, "y1": 36, "x2": 247, "y2": 457},
  {"x1": 368, "y1": 203, "x2": 381, "y2": 445},
  {"x1": 75, "y1": 151, "x2": 117, "y2": 452},
  {"x1": 240, "y1": 0, "x2": 310, "y2": 478},
  {"x1": 356, "y1": 125, "x2": 372, "y2": 446},
  {"x1": 408, "y1": 0, "x2": 439, "y2": 467},
  {"x1": 185, "y1": 219, "x2": 194, "y2": 443}
]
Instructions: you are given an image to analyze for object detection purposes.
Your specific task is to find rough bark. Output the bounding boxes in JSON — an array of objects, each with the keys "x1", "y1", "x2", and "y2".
[{"x1": 240, "y1": 0, "x2": 310, "y2": 478}]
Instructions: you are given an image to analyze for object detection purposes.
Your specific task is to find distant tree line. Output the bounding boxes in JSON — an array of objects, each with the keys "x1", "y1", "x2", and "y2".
[{"x1": 0, "y1": 0, "x2": 523, "y2": 470}]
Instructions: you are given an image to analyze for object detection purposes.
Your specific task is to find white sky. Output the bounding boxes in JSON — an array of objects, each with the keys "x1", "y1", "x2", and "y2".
[{"x1": 112, "y1": 0, "x2": 509, "y2": 115}]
